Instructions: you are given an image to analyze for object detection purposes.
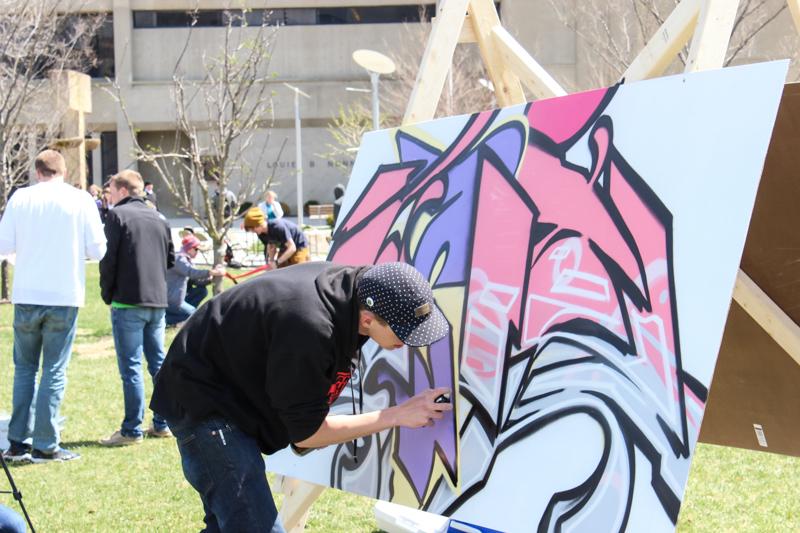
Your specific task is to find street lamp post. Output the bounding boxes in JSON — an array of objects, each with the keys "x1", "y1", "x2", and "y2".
[
  {"x1": 368, "y1": 71, "x2": 380, "y2": 130},
  {"x1": 352, "y1": 49, "x2": 396, "y2": 130},
  {"x1": 284, "y1": 82, "x2": 311, "y2": 226}
]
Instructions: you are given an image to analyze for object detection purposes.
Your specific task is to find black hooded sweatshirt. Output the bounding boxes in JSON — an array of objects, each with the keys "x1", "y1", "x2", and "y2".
[{"x1": 150, "y1": 261, "x2": 368, "y2": 454}]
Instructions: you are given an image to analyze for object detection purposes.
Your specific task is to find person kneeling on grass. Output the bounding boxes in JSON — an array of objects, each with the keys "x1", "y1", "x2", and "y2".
[
  {"x1": 243, "y1": 206, "x2": 310, "y2": 267},
  {"x1": 166, "y1": 235, "x2": 225, "y2": 327},
  {"x1": 150, "y1": 262, "x2": 452, "y2": 532}
]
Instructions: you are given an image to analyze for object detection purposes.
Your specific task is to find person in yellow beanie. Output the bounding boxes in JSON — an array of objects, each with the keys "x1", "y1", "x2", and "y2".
[{"x1": 243, "y1": 207, "x2": 310, "y2": 267}]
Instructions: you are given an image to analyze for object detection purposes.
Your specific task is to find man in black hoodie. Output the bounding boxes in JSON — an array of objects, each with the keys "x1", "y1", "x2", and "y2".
[
  {"x1": 99, "y1": 169, "x2": 175, "y2": 447},
  {"x1": 151, "y1": 261, "x2": 451, "y2": 532}
]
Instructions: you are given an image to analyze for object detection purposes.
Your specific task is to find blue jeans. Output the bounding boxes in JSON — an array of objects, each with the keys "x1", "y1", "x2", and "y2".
[
  {"x1": 9, "y1": 304, "x2": 78, "y2": 453},
  {"x1": 170, "y1": 418, "x2": 286, "y2": 533},
  {"x1": 111, "y1": 307, "x2": 168, "y2": 437},
  {"x1": 166, "y1": 284, "x2": 207, "y2": 326},
  {"x1": 0, "y1": 504, "x2": 26, "y2": 533}
]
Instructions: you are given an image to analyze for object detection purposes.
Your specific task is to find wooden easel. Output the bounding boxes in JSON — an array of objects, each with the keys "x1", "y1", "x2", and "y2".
[{"x1": 278, "y1": 0, "x2": 800, "y2": 528}]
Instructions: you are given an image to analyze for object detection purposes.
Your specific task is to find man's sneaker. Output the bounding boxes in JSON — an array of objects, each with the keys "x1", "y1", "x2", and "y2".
[
  {"x1": 99, "y1": 430, "x2": 143, "y2": 447},
  {"x1": 3, "y1": 441, "x2": 32, "y2": 462},
  {"x1": 31, "y1": 447, "x2": 80, "y2": 463},
  {"x1": 145, "y1": 426, "x2": 173, "y2": 438}
]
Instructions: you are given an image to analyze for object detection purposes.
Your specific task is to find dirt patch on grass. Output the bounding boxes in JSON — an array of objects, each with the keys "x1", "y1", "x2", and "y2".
[{"x1": 74, "y1": 338, "x2": 115, "y2": 360}]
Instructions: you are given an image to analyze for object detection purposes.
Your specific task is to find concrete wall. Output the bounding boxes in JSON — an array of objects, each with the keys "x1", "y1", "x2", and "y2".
[{"x1": 131, "y1": 24, "x2": 408, "y2": 82}]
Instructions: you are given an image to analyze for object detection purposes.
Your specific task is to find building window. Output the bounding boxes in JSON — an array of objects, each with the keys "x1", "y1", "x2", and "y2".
[
  {"x1": 316, "y1": 6, "x2": 435, "y2": 25},
  {"x1": 132, "y1": 11, "x2": 156, "y2": 28},
  {"x1": 100, "y1": 131, "x2": 118, "y2": 183},
  {"x1": 131, "y1": 5, "x2": 449, "y2": 28},
  {"x1": 278, "y1": 8, "x2": 317, "y2": 26},
  {"x1": 88, "y1": 14, "x2": 115, "y2": 78}
]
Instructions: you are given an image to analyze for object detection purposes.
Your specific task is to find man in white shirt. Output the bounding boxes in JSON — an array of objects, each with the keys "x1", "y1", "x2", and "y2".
[{"x1": 0, "y1": 150, "x2": 106, "y2": 463}]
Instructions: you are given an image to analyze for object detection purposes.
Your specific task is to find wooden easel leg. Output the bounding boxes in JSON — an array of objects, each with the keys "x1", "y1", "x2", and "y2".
[
  {"x1": 467, "y1": 0, "x2": 526, "y2": 105},
  {"x1": 788, "y1": 0, "x2": 800, "y2": 35},
  {"x1": 622, "y1": 0, "x2": 702, "y2": 82},
  {"x1": 734, "y1": 270, "x2": 800, "y2": 367},
  {"x1": 403, "y1": 0, "x2": 471, "y2": 125},
  {"x1": 684, "y1": 0, "x2": 740, "y2": 72},
  {"x1": 277, "y1": 476, "x2": 326, "y2": 532},
  {"x1": 490, "y1": 26, "x2": 565, "y2": 99}
]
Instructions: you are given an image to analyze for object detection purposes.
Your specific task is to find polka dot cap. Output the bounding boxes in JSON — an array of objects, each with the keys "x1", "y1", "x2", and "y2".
[{"x1": 358, "y1": 262, "x2": 449, "y2": 347}]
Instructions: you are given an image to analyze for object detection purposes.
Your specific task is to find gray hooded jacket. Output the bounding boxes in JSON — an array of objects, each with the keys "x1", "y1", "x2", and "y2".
[{"x1": 166, "y1": 253, "x2": 212, "y2": 308}]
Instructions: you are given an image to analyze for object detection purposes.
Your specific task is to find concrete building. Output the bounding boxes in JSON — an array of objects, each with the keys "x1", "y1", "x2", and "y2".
[{"x1": 77, "y1": 0, "x2": 797, "y2": 218}]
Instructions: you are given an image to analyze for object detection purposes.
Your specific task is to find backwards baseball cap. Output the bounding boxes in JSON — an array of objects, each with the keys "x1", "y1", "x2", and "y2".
[
  {"x1": 243, "y1": 207, "x2": 266, "y2": 229},
  {"x1": 358, "y1": 262, "x2": 449, "y2": 347},
  {"x1": 181, "y1": 235, "x2": 201, "y2": 253}
]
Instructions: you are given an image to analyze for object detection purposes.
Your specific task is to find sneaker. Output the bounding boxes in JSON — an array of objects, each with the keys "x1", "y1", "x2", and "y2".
[
  {"x1": 145, "y1": 426, "x2": 172, "y2": 438},
  {"x1": 31, "y1": 447, "x2": 80, "y2": 463},
  {"x1": 99, "y1": 430, "x2": 143, "y2": 447},
  {"x1": 3, "y1": 440, "x2": 32, "y2": 462}
]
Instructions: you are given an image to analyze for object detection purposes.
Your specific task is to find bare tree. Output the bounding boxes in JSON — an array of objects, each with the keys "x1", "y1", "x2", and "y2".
[
  {"x1": 381, "y1": 19, "x2": 498, "y2": 121},
  {"x1": 322, "y1": 15, "x2": 497, "y2": 166},
  {"x1": 321, "y1": 103, "x2": 373, "y2": 177},
  {"x1": 112, "y1": 9, "x2": 278, "y2": 294},
  {"x1": 0, "y1": 0, "x2": 103, "y2": 300},
  {"x1": 546, "y1": 0, "x2": 798, "y2": 91}
]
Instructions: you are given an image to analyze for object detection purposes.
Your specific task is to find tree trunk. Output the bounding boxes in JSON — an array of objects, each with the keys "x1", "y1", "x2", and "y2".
[
  {"x1": 212, "y1": 239, "x2": 225, "y2": 295},
  {"x1": 0, "y1": 260, "x2": 8, "y2": 302}
]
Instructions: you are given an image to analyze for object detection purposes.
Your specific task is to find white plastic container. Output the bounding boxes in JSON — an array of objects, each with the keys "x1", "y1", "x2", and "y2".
[{"x1": 373, "y1": 501, "x2": 449, "y2": 533}]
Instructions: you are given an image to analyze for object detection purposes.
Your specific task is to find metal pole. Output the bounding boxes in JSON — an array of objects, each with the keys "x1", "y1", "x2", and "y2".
[
  {"x1": 294, "y1": 88, "x2": 304, "y2": 226},
  {"x1": 370, "y1": 71, "x2": 380, "y2": 130}
]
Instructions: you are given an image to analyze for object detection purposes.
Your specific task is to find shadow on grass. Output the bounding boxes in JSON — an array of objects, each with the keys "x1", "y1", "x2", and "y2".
[
  {"x1": 3, "y1": 461, "x2": 34, "y2": 469},
  {"x1": 60, "y1": 438, "x2": 175, "y2": 449},
  {"x1": 60, "y1": 440, "x2": 115, "y2": 449}
]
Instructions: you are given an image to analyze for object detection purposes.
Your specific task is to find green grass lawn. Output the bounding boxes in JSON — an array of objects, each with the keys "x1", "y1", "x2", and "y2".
[{"x1": 0, "y1": 266, "x2": 797, "y2": 531}]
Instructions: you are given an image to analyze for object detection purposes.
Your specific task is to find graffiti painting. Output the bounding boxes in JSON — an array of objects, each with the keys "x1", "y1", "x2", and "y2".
[{"x1": 269, "y1": 62, "x2": 787, "y2": 531}]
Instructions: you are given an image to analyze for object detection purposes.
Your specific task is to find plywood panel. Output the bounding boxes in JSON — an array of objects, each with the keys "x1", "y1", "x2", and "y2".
[
  {"x1": 700, "y1": 302, "x2": 800, "y2": 456},
  {"x1": 741, "y1": 84, "x2": 800, "y2": 319}
]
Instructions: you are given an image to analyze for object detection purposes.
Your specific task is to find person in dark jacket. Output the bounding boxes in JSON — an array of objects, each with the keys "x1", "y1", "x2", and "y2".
[
  {"x1": 150, "y1": 261, "x2": 451, "y2": 532},
  {"x1": 99, "y1": 169, "x2": 175, "y2": 447},
  {"x1": 165, "y1": 235, "x2": 225, "y2": 326},
  {"x1": 143, "y1": 180, "x2": 158, "y2": 210},
  {"x1": 332, "y1": 182, "x2": 346, "y2": 225}
]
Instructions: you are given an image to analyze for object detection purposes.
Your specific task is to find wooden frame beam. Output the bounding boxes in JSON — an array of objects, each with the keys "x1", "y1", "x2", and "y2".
[
  {"x1": 459, "y1": 13, "x2": 477, "y2": 43},
  {"x1": 788, "y1": 0, "x2": 800, "y2": 36},
  {"x1": 277, "y1": 476, "x2": 326, "y2": 533},
  {"x1": 492, "y1": 26, "x2": 566, "y2": 99},
  {"x1": 623, "y1": 0, "x2": 701, "y2": 82},
  {"x1": 403, "y1": 0, "x2": 470, "y2": 125},
  {"x1": 467, "y1": 0, "x2": 526, "y2": 107},
  {"x1": 733, "y1": 271, "x2": 800, "y2": 366},
  {"x1": 684, "y1": 0, "x2": 739, "y2": 72}
]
